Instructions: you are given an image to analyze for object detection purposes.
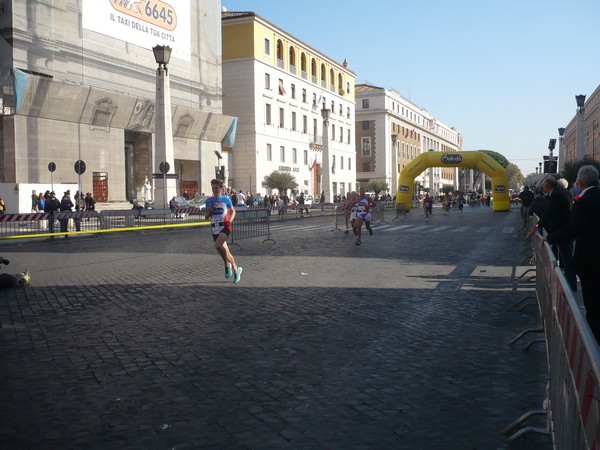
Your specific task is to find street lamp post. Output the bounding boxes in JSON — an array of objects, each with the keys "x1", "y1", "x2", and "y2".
[
  {"x1": 558, "y1": 127, "x2": 565, "y2": 173},
  {"x1": 321, "y1": 108, "x2": 331, "y2": 203},
  {"x1": 576, "y1": 94, "x2": 586, "y2": 160},
  {"x1": 153, "y1": 45, "x2": 176, "y2": 208},
  {"x1": 391, "y1": 134, "x2": 398, "y2": 196}
]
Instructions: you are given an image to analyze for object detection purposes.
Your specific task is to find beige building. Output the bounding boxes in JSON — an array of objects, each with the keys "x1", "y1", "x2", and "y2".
[
  {"x1": 0, "y1": 1, "x2": 234, "y2": 203},
  {"x1": 222, "y1": 11, "x2": 356, "y2": 198},
  {"x1": 355, "y1": 84, "x2": 462, "y2": 196},
  {"x1": 560, "y1": 85, "x2": 600, "y2": 172}
]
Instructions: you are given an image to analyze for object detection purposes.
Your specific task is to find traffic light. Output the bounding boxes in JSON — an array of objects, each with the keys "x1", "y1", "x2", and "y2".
[{"x1": 543, "y1": 156, "x2": 557, "y2": 174}]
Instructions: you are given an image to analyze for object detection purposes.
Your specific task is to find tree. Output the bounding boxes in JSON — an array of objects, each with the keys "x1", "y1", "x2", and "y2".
[
  {"x1": 504, "y1": 162, "x2": 524, "y2": 191},
  {"x1": 365, "y1": 179, "x2": 388, "y2": 197},
  {"x1": 263, "y1": 171, "x2": 298, "y2": 195},
  {"x1": 561, "y1": 157, "x2": 600, "y2": 186},
  {"x1": 470, "y1": 150, "x2": 510, "y2": 189},
  {"x1": 441, "y1": 184, "x2": 454, "y2": 194}
]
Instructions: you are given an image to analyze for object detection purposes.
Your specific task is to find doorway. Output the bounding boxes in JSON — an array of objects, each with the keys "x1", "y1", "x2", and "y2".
[{"x1": 124, "y1": 131, "x2": 152, "y2": 202}]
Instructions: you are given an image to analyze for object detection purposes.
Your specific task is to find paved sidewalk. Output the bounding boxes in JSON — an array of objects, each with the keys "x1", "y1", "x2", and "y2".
[{"x1": 0, "y1": 207, "x2": 551, "y2": 449}]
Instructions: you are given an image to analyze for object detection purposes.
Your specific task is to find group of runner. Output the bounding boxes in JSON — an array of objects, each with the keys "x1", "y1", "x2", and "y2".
[{"x1": 343, "y1": 188, "x2": 376, "y2": 245}]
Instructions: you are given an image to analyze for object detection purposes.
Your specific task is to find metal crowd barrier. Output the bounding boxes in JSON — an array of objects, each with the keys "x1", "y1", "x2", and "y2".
[
  {"x1": 393, "y1": 202, "x2": 408, "y2": 221},
  {"x1": 230, "y1": 207, "x2": 275, "y2": 247},
  {"x1": 0, "y1": 207, "x2": 206, "y2": 239},
  {"x1": 505, "y1": 232, "x2": 600, "y2": 448}
]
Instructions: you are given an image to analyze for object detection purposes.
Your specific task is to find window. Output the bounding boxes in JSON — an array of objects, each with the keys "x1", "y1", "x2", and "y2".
[
  {"x1": 280, "y1": 146, "x2": 285, "y2": 162},
  {"x1": 291, "y1": 84, "x2": 296, "y2": 99},
  {"x1": 264, "y1": 38, "x2": 271, "y2": 56},
  {"x1": 279, "y1": 108, "x2": 284, "y2": 128},
  {"x1": 312, "y1": 92, "x2": 317, "y2": 107},
  {"x1": 267, "y1": 143, "x2": 272, "y2": 161},
  {"x1": 303, "y1": 115, "x2": 308, "y2": 133},
  {"x1": 266, "y1": 104, "x2": 272, "y2": 125},
  {"x1": 278, "y1": 79, "x2": 285, "y2": 95},
  {"x1": 347, "y1": 158, "x2": 351, "y2": 171},
  {"x1": 347, "y1": 129, "x2": 351, "y2": 144},
  {"x1": 361, "y1": 137, "x2": 371, "y2": 156},
  {"x1": 331, "y1": 124, "x2": 335, "y2": 141},
  {"x1": 292, "y1": 112, "x2": 297, "y2": 131},
  {"x1": 313, "y1": 118, "x2": 318, "y2": 137},
  {"x1": 339, "y1": 104, "x2": 343, "y2": 116},
  {"x1": 340, "y1": 156, "x2": 344, "y2": 170},
  {"x1": 304, "y1": 150, "x2": 308, "y2": 165},
  {"x1": 362, "y1": 121, "x2": 369, "y2": 130},
  {"x1": 265, "y1": 73, "x2": 270, "y2": 90},
  {"x1": 339, "y1": 126, "x2": 343, "y2": 142},
  {"x1": 362, "y1": 162, "x2": 370, "y2": 172},
  {"x1": 293, "y1": 148, "x2": 297, "y2": 164},
  {"x1": 346, "y1": 81, "x2": 350, "y2": 94},
  {"x1": 302, "y1": 88, "x2": 307, "y2": 103},
  {"x1": 347, "y1": 107, "x2": 350, "y2": 119},
  {"x1": 362, "y1": 99, "x2": 369, "y2": 109},
  {"x1": 331, "y1": 100, "x2": 334, "y2": 112}
]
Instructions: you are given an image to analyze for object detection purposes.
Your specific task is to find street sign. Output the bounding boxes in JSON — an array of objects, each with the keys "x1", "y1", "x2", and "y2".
[
  {"x1": 48, "y1": 162, "x2": 56, "y2": 172},
  {"x1": 152, "y1": 173, "x2": 179, "y2": 180},
  {"x1": 159, "y1": 161, "x2": 170, "y2": 174},
  {"x1": 74, "y1": 160, "x2": 86, "y2": 175}
]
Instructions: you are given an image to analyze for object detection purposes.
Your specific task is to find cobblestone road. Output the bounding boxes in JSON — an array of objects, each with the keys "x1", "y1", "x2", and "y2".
[{"x1": 0, "y1": 206, "x2": 551, "y2": 449}]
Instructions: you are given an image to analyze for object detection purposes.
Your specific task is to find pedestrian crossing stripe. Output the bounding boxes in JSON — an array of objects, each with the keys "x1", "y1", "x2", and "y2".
[{"x1": 269, "y1": 223, "x2": 520, "y2": 234}]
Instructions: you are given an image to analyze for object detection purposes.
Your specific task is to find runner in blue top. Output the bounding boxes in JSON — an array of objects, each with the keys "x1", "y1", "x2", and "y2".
[{"x1": 205, "y1": 179, "x2": 242, "y2": 283}]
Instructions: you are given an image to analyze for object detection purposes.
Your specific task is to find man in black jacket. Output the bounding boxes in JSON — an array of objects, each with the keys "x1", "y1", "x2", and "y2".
[
  {"x1": 44, "y1": 191, "x2": 61, "y2": 234},
  {"x1": 546, "y1": 166, "x2": 600, "y2": 342},
  {"x1": 533, "y1": 177, "x2": 576, "y2": 290}
]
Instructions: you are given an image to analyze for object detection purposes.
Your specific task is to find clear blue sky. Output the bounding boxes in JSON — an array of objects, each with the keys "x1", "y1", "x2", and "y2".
[{"x1": 222, "y1": 0, "x2": 600, "y2": 177}]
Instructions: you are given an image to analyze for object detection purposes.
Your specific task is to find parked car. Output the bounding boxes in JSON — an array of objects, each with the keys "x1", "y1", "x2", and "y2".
[
  {"x1": 188, "y1": 195, "x2": 207, "y2": 212},
  {"x1": 305, "y1": 195, "x2": 315, "y2": 205}
]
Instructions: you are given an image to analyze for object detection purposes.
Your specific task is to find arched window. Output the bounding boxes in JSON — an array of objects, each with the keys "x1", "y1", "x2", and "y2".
[
  {"x1": 276, "y1": 39, "x2": 284, "y2": 68},
  {"x1": 320, "y1": 63, "x2": 326, "y2": 88},
  {"x1": 288, "y1": 46, "x2": 296, "y2": 74},
  {"x1": 338, "y1": 73, "x2": 344, "y2": 95},
  {"x1": 329, "y1": 69, "x2": 335, "y2": 92},
  {"x1": 300, "y1": 53, "x2": 307, "y2": 79},
  {"x1": 311, "y1": 59, "x2": 317, "y2": 84}
]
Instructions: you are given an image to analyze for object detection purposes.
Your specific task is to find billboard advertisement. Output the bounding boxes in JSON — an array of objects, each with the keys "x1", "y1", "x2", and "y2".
[{"x1": 82, "y1": 0, "x2": 191, "y2": 62}]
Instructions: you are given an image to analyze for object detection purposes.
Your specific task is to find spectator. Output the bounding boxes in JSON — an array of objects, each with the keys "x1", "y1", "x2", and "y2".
[
  {"x1": 532, "y1": 176, "x2": 576, "y2": 290},
  {"x1": 518, "y1": 186, "x2": 534, "y2": 228},
  {"x1": 31, "y1": 190, "x2": 38, "y2": 212},
  {"x1": 528, "y1": 191, "x2": 548, "y2": 220},
  {"x1": 546, "y1": 165, "x2": 600, "y2": 342},
  {"x1": 297, "y1": 192, "x2": 309, "y2": 217},
  {"x1": 60, "y1": 191, "x2": 74, "y2": 235},
  {"x1": 0, "y1": 196, "x2": 5, "y2": 215},
  {"x1": 84, "y1": 193, "x2": 96, "y2": 211},
  {"x1": 44, "y1": 191, "x2": 61, "y2": 234}
]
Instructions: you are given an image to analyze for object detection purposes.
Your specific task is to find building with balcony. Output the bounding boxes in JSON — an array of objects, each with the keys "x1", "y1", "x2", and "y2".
[
  {"x1": 560, "y1": 85, "x2": 600, "y2": 172},
  {"x1": 355, "y1": 84, "x2": 462, "y2": 196},
  {"x1": 0, "y1": 1, "x2": 234, "y2": 203},
  {"x1": 222, "y1": 11, "x2": 356, "y2": 198}
]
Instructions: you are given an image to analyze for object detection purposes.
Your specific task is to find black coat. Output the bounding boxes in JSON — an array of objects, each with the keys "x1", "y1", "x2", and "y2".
[
  {"x1": 45, "y1": 197, "x2": 61, "y2": 213},
  {"x1": 537, "y1": 188, "x2": 570, "y2": 234},
  {"x1": 547, "y1": 186, "x2": 600, "y2": 272}
]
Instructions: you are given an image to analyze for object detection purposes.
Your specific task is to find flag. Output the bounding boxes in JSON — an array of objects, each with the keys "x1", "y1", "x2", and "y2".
[
  {"x1": 312, "y1": 90, "x2": 324, "y2": 111},
  {"x1": 309, "y1": 156, "x2": 317, "y2": 171}
]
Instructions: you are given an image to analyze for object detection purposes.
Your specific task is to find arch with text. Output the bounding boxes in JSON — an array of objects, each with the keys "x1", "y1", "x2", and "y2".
[{"x1": 395, "y1": 150, "x2": 510, "y2": 212}]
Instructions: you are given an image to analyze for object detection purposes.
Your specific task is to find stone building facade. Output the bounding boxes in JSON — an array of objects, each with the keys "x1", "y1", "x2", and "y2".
[
  {"x1": 222, "y1": 11, "x2": 356, "y2": 199},
  {"x1": 0, "y1": 0, "x2": 234, "y2": 202}
]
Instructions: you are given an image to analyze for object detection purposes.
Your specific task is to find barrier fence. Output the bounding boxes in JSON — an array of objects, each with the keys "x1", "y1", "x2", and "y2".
[
  {"x1": 507, "y1": 231, "x2": 600, "y2": 448},
  {"x1": 230, "y1": 208, "x2": 274, "y2": 247}
]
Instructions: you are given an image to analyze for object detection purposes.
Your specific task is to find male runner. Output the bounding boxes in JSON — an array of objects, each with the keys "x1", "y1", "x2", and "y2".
[{"x1": 352, "y1": 188, "x2": 376, "y2": 245}]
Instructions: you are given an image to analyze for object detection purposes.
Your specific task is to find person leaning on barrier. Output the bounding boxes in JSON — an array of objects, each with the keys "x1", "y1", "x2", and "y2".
[
  {"x1": 544, "y1": 165, "x2": 600, "y2": 342},
  {"x1": 532, "y1": 176, "x2": 577, "y2": 291},
  {"x1": 0, "y1": 257, "x2": 30, "y2": 288},
  {"x1": 528, "y1": 190, "x2": 548, "y2": 221}
]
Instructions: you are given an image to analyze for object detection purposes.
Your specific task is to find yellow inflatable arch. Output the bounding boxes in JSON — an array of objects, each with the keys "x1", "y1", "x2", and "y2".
[{"x1": 395, "y1": 150, "x2": 510, "y2": 212}]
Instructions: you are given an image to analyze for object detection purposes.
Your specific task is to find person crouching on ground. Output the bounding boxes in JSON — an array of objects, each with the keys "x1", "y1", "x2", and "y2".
[{"x1": 205, "y1": 179, "x2": 243, "y2": 283}]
